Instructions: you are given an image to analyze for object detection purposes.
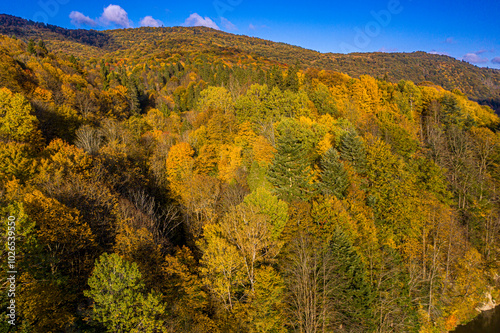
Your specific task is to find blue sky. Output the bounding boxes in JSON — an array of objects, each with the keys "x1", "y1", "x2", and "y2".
[{"x1": 2, "y1": 0, "x2": 499, "y2": 68}]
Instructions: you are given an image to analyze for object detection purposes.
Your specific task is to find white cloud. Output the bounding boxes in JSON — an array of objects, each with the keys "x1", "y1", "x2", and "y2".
[
  {"x1": 378, "y1": 47, "x2": 397, "y2": 52},
  {"x1": 70, "y1": 4, "x2": 133, "y2": 28},
  {"x1": 429, "y1": 50, "x2": 450, "y2": 56},
  {"x1": 220, "y1": 17, "x2": 237, "y2": 31},
  {"x1": 69, "y1": 11, "x2": 96, "y2": 27},
  {"x1": 140, "y1": 16, "x2": 163, "y2": 27},
  {"x1": 183, "y1": 13, "x2": 219, "y2": 30},
  {"x1": 249, "y1": 23, "x2": 256, "y2": 30},
  {"x1": 492, "y1": 57, "x2": 500, "y2": 64},
  {"x1": 462, "y1": 52, "x2": 488, "y2": 64},
  {"x1": 100, "y1": 4, "x2": 132, "y2": 28}
]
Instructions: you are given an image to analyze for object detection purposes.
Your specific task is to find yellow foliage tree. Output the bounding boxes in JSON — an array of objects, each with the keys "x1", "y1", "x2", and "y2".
[
  {"x1": 166, "y1": 141, "x2": 195, "y2": 197},
  {"x1": 199, "y1": 223, "x2": 246, "y2": 311},
  {"x1": 23, "y1": 189, "x2": 95, "y2": 274},
  {"x1": 162, "y1": 247, "x2": 218, "y2": 332},
  {"x1": 0, "y1": 142, "x2": 36, "y2": 183},
  {"x1": 0, "y1": 87, "x2": 42, "y2": 147},
  {"x1": 19, "y1": 272, "x2": 77, "y2": 333},
  {"x1": 218, "y1": 144, "x2": 243, "y2": 183},
  {"x1": 252, "y1": 135, "x2": 276, "y2": 166}
]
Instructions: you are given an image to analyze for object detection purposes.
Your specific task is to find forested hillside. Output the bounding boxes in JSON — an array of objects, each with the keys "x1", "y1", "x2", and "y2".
[
  {"x1": 1, "y1": 20, "x2": 500, "y2": 333},
  {"x1": 1, "y1": 14, "x2": 499, "y2": 113}
]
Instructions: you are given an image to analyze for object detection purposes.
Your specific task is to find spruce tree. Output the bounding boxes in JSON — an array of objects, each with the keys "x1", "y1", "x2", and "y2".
[
  {"x1": 267, "y1": 128, "x2": 314, "y2": 202},
  {"x1": 440, "y1": 94, "x2": 461, "y2": 126},
  {"x1": 439, "y1": 94, "x2": 476, "y2": 129},
  {"x1": 27, "y1": 39, "x2": 36, "y2": 55},
  {"x1": 37, "y1": 40, "x2": 48, "y2": 55},
  {"x1": 284, "y1": 62, "x2": 300, "y2": 92},
  {"x1": 319, "y1": 148, "x2": 350, "y2": 198},
  {"x1": 321, "y1": 227, "x2": 374, "y2": 332},
  {"x1": 100, "y1": 60, "x2": 110, "y2": 90},
  {"x1": 128, "y1": 82, "x2": 140, "y2": 115},
  {"x1": 267, "y1": 65, "x2": 285, "y2": 90},
  {"x1": 340, "y1": 131, "x2": 367, "y2": 174}
]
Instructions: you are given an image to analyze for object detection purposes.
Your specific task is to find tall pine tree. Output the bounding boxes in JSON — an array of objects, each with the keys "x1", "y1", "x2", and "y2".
[
  {"x1": 267, "y1": 128, "x2": 314, "y2": 202},
  {"x1": 340, "y1": 131, "x2": 367, "y2": 174},
  {"x1": 319, "y1": 148, "x2": 350, "y2": 198},
  {"x1": 321, "y1": 226, "x2": 374, "y2": 332},
  {"x1": 128, "y1": 81, "x2": 140, "y2": 115},
  {"x1": 100, "y1": 60, "x2": 110, "y2": 90},
  {"x1": 27, "y1": 39, "x2": 36, "y2": 55}
]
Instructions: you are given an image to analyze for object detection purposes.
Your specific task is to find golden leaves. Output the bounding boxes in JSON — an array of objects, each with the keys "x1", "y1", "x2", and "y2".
[{"x1": 24, "y1": 189, "x2": 94, "y2": 248}]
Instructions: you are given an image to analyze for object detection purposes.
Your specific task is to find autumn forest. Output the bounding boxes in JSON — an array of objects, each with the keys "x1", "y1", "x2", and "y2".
[{"x1": 1, "y1": 15, "x2": 500, "y2": 333}]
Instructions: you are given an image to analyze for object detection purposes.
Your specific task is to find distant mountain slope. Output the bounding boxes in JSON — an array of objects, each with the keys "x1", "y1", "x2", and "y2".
[
  {"x1": 0, "y1": 14, "x2": 112, "y2": 48},
  {"x1": 1, "y1": 13, "x2": 499, "y2": 111},
  {"x1": 325, "y1": 52, "x2": 500, "y2": 109}
]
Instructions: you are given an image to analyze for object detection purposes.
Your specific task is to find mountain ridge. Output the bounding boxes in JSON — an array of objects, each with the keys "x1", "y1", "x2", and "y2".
[{"x1": 1, "y1": 13, "x2": 499, "y2": 112}]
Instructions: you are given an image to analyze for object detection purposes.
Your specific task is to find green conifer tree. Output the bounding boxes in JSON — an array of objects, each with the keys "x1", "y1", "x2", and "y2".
[
  {"x1": 267, "y1": 66, "x2": 285, "y2": 91},
  {"x1": 267, "y1": 128, "x2": 314, "y2": 202},
  {"x1": 284, "y1": 62, "x2": 300, "y2": 92},
  {"x1": 100, "y1": 60, "x2": 110, "y2": 90},
  {"x1": 319, "y1": 148, "x2": 350, "y2": 198},
  {"x1": 322, "y1": 227, "x2": 374, "y2": 332},
  {"x1": 128, "y1": 82, "x2": 140, "y2": 115},
  {"x1": 340, "y1": 131, "x2": 367, "y2": 174},
  {"x1": 27, "y1": 39, "x2": 36, "y2": 55},
  {"x1": 37, "y1": 40, "x2": 48, "y2": 56}
]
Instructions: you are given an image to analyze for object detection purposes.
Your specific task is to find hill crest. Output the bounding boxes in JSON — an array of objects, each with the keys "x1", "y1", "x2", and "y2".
[{"x1": 1, "y1": 13, "x2": 499, "y2": 112}]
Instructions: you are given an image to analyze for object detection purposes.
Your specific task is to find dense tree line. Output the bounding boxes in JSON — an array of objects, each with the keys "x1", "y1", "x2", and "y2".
[{"x1": 2, "y1": 13, "x2": 499, "y2": 113}]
